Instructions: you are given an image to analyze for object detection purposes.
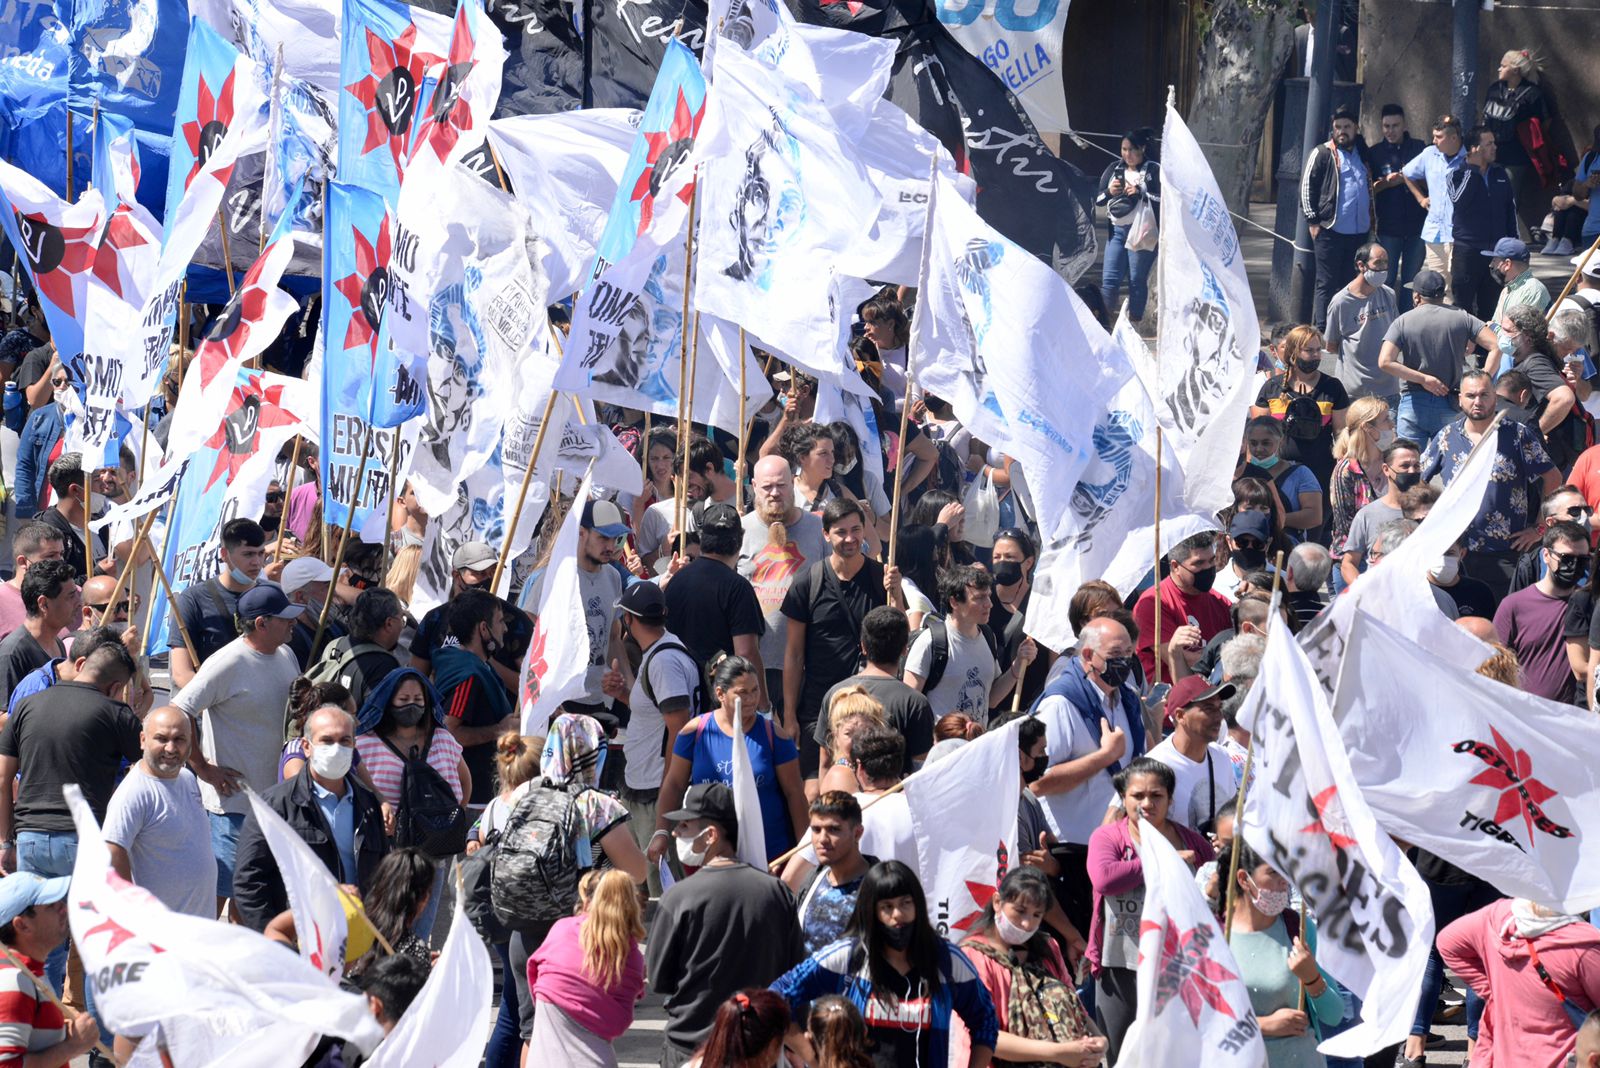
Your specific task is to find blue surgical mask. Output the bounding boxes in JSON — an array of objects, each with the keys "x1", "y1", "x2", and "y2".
[
  {"x1": 229, "y1": 565, "x2": 255, "y2": 586},
  {"x1": 1498, "y1": 335, "x2": 1518, "y2": 360},
  {"x1": 1248, "y1": 454, "x2": 1278, "y2": 469}
]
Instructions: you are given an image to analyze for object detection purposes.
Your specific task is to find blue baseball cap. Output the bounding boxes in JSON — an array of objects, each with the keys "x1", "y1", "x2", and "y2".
[
  {"x1": 237, "y1": 584, "x2": 305, "y2": 622},
  {"x1": 1481, "y1": 237, "x2": 1530, "y2": 261},
  {"x1": 0, "y1": 872, "x2": 70, "y2": 926}
]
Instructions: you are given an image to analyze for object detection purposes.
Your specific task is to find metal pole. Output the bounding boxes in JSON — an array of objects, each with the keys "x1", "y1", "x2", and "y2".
[
  {"x1": 1452, "y1": 0, "x2": 1481, "y2": 135},
  {"x1": 1290, "y1": 0, "x2": 1340, "y2": 324}
]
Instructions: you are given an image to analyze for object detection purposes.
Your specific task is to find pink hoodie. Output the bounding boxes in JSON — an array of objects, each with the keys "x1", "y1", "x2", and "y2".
[
  {"x1": 1439, "y1": 898, "x2": 1600, "y2": 1068},
  {"x1": 527, "y1": 914, "x2": 646, "y2": 1041}
]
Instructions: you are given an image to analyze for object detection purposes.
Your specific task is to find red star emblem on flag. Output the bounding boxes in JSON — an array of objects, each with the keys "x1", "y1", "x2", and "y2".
[
  {"x1": 332, "y1": 215, "x2": 393, "y2": 360},
  {"x1": 344, "y1": 25, "x2": 442, "y2": 172},
  {"x1": 180, "y1": 67, "x2": 237, "y2": 190},
  {"x1": 90, "y1": 207, "x2": 151, "y2": 299},
  {"x1": 1470, "y1": 726, "x2": 1562, "y2": 845},
  {"x1": 1141, "y1": 918, "x2": 1240, "y2": 1025},
  {"x1": 194, "y1": 238, "x2": 285, "y2": 388},
  {"x1": 202, "y1": 371, "x2": 299, "y2": 490},
  {"x1": 1300, "y1": 785, "x2": 1359, "y2": 852},
  {"x1": 629, "y1": 88, "x2": 704, "y2": 235},
  {"x1": 950, "y1": 878, "x2": 999, "y2": 933},
  {"x1": 12, "y1": 210, "x2": 98, "y2": 319},
  {"x1": 414, "y1": 11, "x2": 479, "y2": 164},
  {"x1": 522, "y1": 620, "x2": 550, "y2": 704}
]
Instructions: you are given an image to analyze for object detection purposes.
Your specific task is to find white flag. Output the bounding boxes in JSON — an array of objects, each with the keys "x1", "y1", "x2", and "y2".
[
  {"x1": 65, "y1": 786, "x2": 383, "y2": 1061},
  {"x1": 1023, "y1": 307, "x2": 1216, "y2": 652},
  {"x1": 520, "y1": 469, "x2": 597, "y2": 736},
  {"x1": 916, "y1": 172, "x2": 1127, "y2": 545},
  {"x1": 1153, "y1": 104, "x2": 1260, "y2": 518},
  {"x1": 1334, "y1": 610, "x2": 1600, "y2": 913},
  {"x1": 1238, "y1": 616, "x2": 1434, "y2": 1056},
  {"x1": 1117, "y1": 817, "x2": 1266, "y2": 1068},
  {"x1": 363, "y1": 877, "x2": 493, "y2": 1068},
  {"x1": 905, "y1": 720, "x2": 1022, "y2": 939},
  {"x1": 692, "y1": 45, "x2": 881, "y2": 373},
  {"x1": 729, "y1": 701, "x2": 772, "y2": 870},
  {"x1": 246, "y1": 790, "x2": 349, "y2": 980}
]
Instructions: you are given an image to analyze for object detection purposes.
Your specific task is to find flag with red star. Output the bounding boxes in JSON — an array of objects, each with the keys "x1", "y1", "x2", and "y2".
[
  {"x1": 1121, "y1": 816, "x2": 1265, "y2": 1067},
  {"x1": 404, "y1": 0, "x2": 505, "y2": 176},
  {"x1": 1239, "y1": 614, "x2": 1433, "y2": 1057},
  {"x1": 1334, "y1": 608, "x2": 1600, "y2": 915},
  {"x1": 900, "y1": 719, "x2": 1020, "y2": 938},
  {"x1": 337, "y1": 0, "x2": 449, "y2": 204},
  {"x1": 64, "y1": 785, "x2": 385, "y2": 1056},
  {"x1": 163, "y1": 18, "x2": 263, "y2": 217},
  {"x1": 0, "y1": 158, "x2": 106, "y2": 366}
]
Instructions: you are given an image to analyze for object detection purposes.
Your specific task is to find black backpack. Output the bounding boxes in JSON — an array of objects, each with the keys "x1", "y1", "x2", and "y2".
[
  {"x1": 914, "y1": 616, "x2": 999, "y2": 692},
  {"x1": 490, "y1": 782, "x2": 586, "y2": 932},
  {"x1": 378, "y1": 733, "x2": 469, "y2": 858},
  {"x1": 638, "y1": 637, "x2": 709, "y2": 715},
  {"x1": 458, "y1": 828, "x2": 512, "y2": 945},
  {"x1": 1281, "y1": 386, "x2": 1324, "y2": 441}
]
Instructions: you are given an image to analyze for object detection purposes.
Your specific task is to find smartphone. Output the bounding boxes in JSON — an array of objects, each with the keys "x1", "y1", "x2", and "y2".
[{"x1": 1142, "y1": 682, "x2": 1171, "y2": 711}]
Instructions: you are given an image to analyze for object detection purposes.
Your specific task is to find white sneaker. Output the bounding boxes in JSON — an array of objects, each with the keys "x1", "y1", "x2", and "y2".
[{"x1": 1553, "y1": 238, "x2": 1576, "y2": 256}]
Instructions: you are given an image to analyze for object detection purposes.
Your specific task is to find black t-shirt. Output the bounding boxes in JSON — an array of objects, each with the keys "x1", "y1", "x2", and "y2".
[
  {"x1": 1287, "y1": 590, "x2": 1325, "y2": 631},
  {"x1": 168, "y1": 577, "x2": 245, "y2": 663},
  {"x1": 989, "y1": 587, "x2": 1049, "y2": 711},
  {"x1": 1439, "y1": 575, "x2": 1499, "y2": 619},
  {"x1": 781, "y1": 558, "x2": 887, "y2": 724},
  {"x1": 35, "y1": 507, "x2": 98, "y2": 585},
  {"x1": 1517, "y1": 351, "x2": 1586, "y2": 471},
  {"x1": 412, "y1": 594, "x2": 530, "y2": 681},
  {"x1": 288, "y1": 614, "x2": 348, "y2": 671},
  {"x1": 0, "y1": 627, "x2": 52, "y2": 701},
  {"x1": 15, "y1": 344, "x2": 53, "y2": 400},
  {"x1": 816, "y1": 673, "x2": 935, "y2": 773},
  {"x1": 0, "y1": 680, "x2": 141, "y2": 831},
  {"x1": 663, "y1": 556, "x2": 765, "y2": 672},
  {"x1": 1255, "y1": 372, "x2": 1350, "y2": 477},
  {"x1": 1365, "y1": 136, "x2": 1427, "y2": 237}
]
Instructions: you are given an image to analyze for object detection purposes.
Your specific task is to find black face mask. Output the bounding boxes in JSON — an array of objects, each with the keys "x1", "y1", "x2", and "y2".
[
  {"x1": 1098, "y1": 655, "x2": 1135, "y2": 689},
  {"x1": 1391, "y1": 470, "x2": 1422, "y2": 493},
  {"x1": 1022, "y1": 755, "x2": 1047, "y2": 785},
  {"x1": 882, "y1": 922, "x2": 915, "y2": 950},
  {"x1": 1230, "y1": 545, "x2": 1267, "y2": 571},
  {"x1": 992, "y1": 561, "x2": 1024, "y2": 587},
  {"x1": 1551, "y1": 557, "x2": 1586, "y2": 590},
  {"x1": 1188, "y1": 566, "x2": 1218, "y2": 593},
  {"x1": 1294, "y1": 358, "x2": 1321, "y2": 374},
  {"x1": 390, "y1": 702, "x2": 427, "y2": 728}
]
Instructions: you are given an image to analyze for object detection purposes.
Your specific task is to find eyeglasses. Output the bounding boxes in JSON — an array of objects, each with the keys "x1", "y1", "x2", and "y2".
[
  {"x1": 1232, "y1": 537, "x2": 1265, "y2": 550},
  {"x1": 1563, "y1": 505, "x2": 1592, "y2": 520},
  {"x1": 1550, "y1": 551, "x2": 1591, "y2": 567}
]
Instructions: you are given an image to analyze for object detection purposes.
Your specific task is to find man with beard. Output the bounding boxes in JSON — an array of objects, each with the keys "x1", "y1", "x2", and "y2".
[
  {"x1": 1302, "y1": 105, "x2": 1373, "y2": 331},
  {"x1": 739, "y1": 455, "x2": 827, "y2": 720}
]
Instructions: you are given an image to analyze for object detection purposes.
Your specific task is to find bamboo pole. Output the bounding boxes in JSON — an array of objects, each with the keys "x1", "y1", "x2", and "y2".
[
  {"x1": 490, "y1": 389, "x2": 562, "y2": 593},
  {"x1": 81, "y1": 471, "x2": 94, "y2": 579},
  {"x1": 64, "y1": 109, "x2": 74, "y2": 201},
  {"x1": 1224, "y1": 551, "x2": 1283, "y2": 942},
  {"x1": 96, "y1": 507, "x2": 162, "y2": 627},
  {"x1": 217, "y1": 207, "x2": 238, "y2": 299},
  {"x1": 885, "y1": 370, "x2": 916, "y2": 571},
  {"x1": 272, "y1": 435, "x2": 305, "y2": 566},
  {"x1": 676, "y1": 311, "x2": 701, "y2": 559},
  {"x1": 380, "y1": 431, "x2": 401, "y2": 579},
  {"x1": 769, "y1": 776, "x2": 908, "y2": 872},
  {"x1": 140, "y1": 500, "x2": 176, "y2": 643},
  {"x1": 736, "y1": 328, "x2": 748, "y2": 513},
  {"x1": 148, "y1": 542, "x2": 201, "y2": 669},
  {"x1": 309, "y1": 426, "x2": 377, "y2": 654}
]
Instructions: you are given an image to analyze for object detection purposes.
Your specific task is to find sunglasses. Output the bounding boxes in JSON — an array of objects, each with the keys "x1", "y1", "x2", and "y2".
[
  {"x1": 265, "y1": 492, "x2": 284, "y2": 504},
  {"x1": 87, "y1": 597, "x2": 138, "y2": 616}
]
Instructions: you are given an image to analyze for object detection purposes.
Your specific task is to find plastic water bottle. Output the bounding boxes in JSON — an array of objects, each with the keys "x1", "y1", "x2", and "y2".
[{"x1": 2, "y1": 381, "x2": 19, "y2": 434}]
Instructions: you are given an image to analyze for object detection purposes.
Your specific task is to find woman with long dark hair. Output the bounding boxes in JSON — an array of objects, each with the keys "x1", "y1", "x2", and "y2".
[
  {"x1": 353, "y1": 847, "x2": 437, "y2": 972},
  {"x1": 772, "y1": 860, "x2": 999, "y2": 1068},
  {"x1": 689, "y1": 989, "x2": 791, "y2": 1068},
  {"x1": 1097, "y1": 127, "x2": 1162, "y2": 322}
]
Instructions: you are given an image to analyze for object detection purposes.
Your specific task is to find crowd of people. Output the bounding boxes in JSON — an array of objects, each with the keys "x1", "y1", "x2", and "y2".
[{"x1": 0, "y1": 35, "x2": 1599, "y2": 1068}]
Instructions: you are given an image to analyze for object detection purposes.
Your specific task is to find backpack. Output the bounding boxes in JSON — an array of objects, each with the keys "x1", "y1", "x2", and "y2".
[
  {"x1": 490, "y1": 782, "x2": 586, "y2": 932},
  {"x1": 458, "y1": 828, "x2": 512, "y2": 945},
  {"x1": 638, "y1": 637, "x2": 708, "y2": 715},
  {"x1": 304, "y1": 639, "x2": 389, "y2": 691},
  {"x1": 925, "y1": 437, "x2": 966, "y2": 497},
  {"x1": 378, "y1": 733, "x2": 469, "y2": 858},
  {"x1": 913, "y1": 616, "x2": 999, "y2": 693},
  {"x1": 1280, "y1": 383, "x2": 1325, "y2": 441}
]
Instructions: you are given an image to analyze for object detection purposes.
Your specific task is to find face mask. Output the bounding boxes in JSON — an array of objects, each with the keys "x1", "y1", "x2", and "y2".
[
  {"x1": 881, "y1": 922, "x2": 915, "y2": 950},
  {"x1": 836, "y1": 456, "x2": 858, "y2": 475},
  {"x1": 1247, "y1": 876, "x2": 1291, "y2": 917},
  {"x1": 993, "y1": 909, "x2": 1036, "y2": 947},
  {"x1": 1247, "y1": 454, "x2": 1278, "y2": 470},
  {"x1": 1390, "y1": 470, "x2": 1421, "y2": 493},
  {"x1": 309, "y1": 742, "x2": 354, "y2": 779},
  {"x1": 228, "y1": 565, "x2": 255, "y2": 586},
  {"x1": 1230, "y1": 545, "x2": 1267, "y2": 571},
  {"x1": 1363, "y1": 269, "x2": 1388, "y2": 287},
  {"x1": 482, "y1": 630, "x2": 501, "y2": 658},
  {"x1": 1430, "y1": 555, "x2": 1461, "y2": 583},
  {"x1": 88, "y1": 492, "x2": 108, "y2": 516},
  {"x1": 1375, "y1": 427, "x2": 1396, "y2": 449},
  {"x1": 390, "y1": 702, "x2": 427, "y2": 728},
  {"x1": 1490, "y1": 266, "x2": 1508, "y2": 285},
  {"x1": 1022, "y1": 755, "x2": 1047, "y2": 785},
  {"x1": 1098, "y1": 655, "x2": 1135, "y2": 689},
  {"x1": 992, "y1": 561, "x2": 1024, "y2": 587},
  {"x1": 1498, "y1": 335, "x2": 1517, "y2": 359},
  {"x1": 1188, "y1": 566, "x2": 1218, "y2": 593},
  {"x1": 675, "y1": 829, "x2": 709, "y2": 868},
  {"x1": 1551, "y1": 555, "x2": 1586, "y2": 590},
  {"x1": 1294, "y1": 358, "x2": 1320, "y2": 374}
]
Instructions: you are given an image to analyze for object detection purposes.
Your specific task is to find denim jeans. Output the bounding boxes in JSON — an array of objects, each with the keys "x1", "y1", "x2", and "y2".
[
  {"x1": 1396, "y1": 390, "x2": 1457, "y2": 445},
  {"x1": 17, "y1": 831, "x2": 107, "y2": 1044},
  {"x1": 1410, "y1": 875, "x2": 1499, "y2": 1039},
  {"x1": 413, "y1": 861, "x2": 449, "y2": 943},
  {"x1": 485, "y1": 940, "x2": 521, "y2": 1068},
  {"x1": 1376, "y1": 233, "x2": 1425, "y2": 295},
  {"x1": 1100, "y1": 223, "x2": 1157, "y2": 321}
]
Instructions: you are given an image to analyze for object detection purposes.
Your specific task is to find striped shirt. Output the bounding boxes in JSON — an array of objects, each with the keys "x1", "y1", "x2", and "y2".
[
  {"x1": 0, "y1": 953, "x2": 65, "y2": 1065},
  {"x1": 353, "y1": 730, "x2": 465, "y2": 807}
]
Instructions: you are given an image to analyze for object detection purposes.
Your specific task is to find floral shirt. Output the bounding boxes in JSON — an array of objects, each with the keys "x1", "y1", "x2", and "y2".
[
  {"x1": 1327, "y1": 456, "x2": 1386, "y2": 556},
  {"x1": 1420, "y1": 419, "x2": 1554, "y2": 552}
]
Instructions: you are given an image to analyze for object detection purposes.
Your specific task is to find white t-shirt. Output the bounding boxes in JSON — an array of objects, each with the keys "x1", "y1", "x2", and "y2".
[
  {"x1": 101, "y1": 767, "x2": 217, "y2": 918},
  {"x1": 1145, "y1": 737, "x2": 1239, "y2": 831},
  {"x1": 623, "y1": 632, "x2": 702, "y2": 792},
  {"x1": 525, "y1": 563, "x2": 623, "y2": 701},
  {"x1": 905, "y1": 625, "x2": 997, "y2": 725},
  {"x1": 172, "y1": 638, "x2": 302, "y2": 816},
  {"x1": 1034, "y1": 684, "x2": 1139, "y2": 845},
  {"x1": 800, "y1": 789, "x2": 917, "y2": 867}
]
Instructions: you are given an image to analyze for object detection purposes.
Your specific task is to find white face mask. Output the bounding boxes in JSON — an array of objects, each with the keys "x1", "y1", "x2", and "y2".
[
  {"x1": 309, "y1": 742, "x2": 354, "y2": 779},
  {"x1": 836, "y1": 456, "x2": 858, "y2": 476},
  {"x1": 993, "y1": 908, "x2": 1037, "y2": 946},
  {"x1": 90, "y1": 492, "x2": 109, "y2": 515},
  {"x1": 1363, "y1": 269, "x2": 1388, "y2": 287},
  {"x1": 675, "y1": 828, "x2": 709, "y2": 868},
  {"x1": 1430, "y1": 555, "x2": 1461, "y2": 583},
  {"x1": 1375, "y1": 426, "x2": 1396, "y2": 450},
  {"x1": 1247, "y1": 876, "x2": 1291, "y2": 917}
]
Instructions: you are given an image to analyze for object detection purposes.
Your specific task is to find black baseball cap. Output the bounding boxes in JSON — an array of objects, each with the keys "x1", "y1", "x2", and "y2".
[
  {"x1": 1405, "y1": 269, "x2": 1447, "y2": 299},
  {"x1": 700, "y1": 503, "x2": 741, "y2": 531},
  {"x1": 616, "y1": 581, "x2": 667, "y2": 623},
  {"x1": 664, "y1": 782, "x2": 737, "y2": 829}
]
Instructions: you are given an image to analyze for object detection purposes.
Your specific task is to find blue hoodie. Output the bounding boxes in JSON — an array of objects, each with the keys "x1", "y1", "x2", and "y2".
[{"x1": 355, "y1": 665, "x2": 447, "y2": 735}]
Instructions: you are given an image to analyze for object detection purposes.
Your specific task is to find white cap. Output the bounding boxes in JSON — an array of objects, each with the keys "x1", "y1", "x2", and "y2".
[
  {"x1": 1571, "y1": 252, "x2": 1600, "y2": 279},
  {"x1": 280, "y1": 556, "x2": 336, "y2": 595}
]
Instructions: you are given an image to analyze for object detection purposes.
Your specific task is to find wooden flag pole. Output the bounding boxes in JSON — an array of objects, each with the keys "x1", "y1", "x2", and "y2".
[
  {"x1": 0, "y1": 942, "x2": 114, "y2": 1061},
  {"x1": 380, "y1": 431, "x2": 402, "y2": 579},
  {"x1": 885, "y1": 364, "x2": 916, "y2": 572},
  {"x1": 217, "y1": 207, "x2": 238, "y2": 298},
  {"x1": 64, "y1": 110, "x2": 74, "y2": 201},
  {"x1": 140, "y1": 501, "x2": 176, "y2": 641},
  {"x1": 491, "y1": 389, "x2": 561, "y2": 593},
  {"x1": 736, "y1": 328, "x2": 748, "y2": 513},
  {"x1": 673, "y1": 180, "x2": 700, "y2": 548},
  {"x1": 769, "y1": 776, "x2": 909, "y2": 872},
  {"x1": 676, "y1": 311, "x2": 702, "y2": 559},
  {"x1": 1152, "y1": 426, "x2": 1164, "y2": 687},
  {"x1": 1224, "y1": 551, "x2": 1282, "y2": 942},
  {"x1": 1547, "y1": 232, "x2": 1600, "y2": 322},
  {"x1": 271, "y1": 434, "x2": 305, "y2": 566},
  {"x1": 81, "y1": 471, "x2": 94, "y2": 580},
  {"x1": 148, "y1": 540, "x2": 201, "y2": 669},
  {"x1": 97, "y1": 507, "x2": 162, "y2": 627},
  {"x1": 309, "y1": 427, "x2": 377, "y2": 655}
]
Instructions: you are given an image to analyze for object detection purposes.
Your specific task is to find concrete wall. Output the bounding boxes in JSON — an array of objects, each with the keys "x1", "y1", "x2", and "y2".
[{"x1": 1360, "y1": 0, "x2": 1600, "y2": 165}]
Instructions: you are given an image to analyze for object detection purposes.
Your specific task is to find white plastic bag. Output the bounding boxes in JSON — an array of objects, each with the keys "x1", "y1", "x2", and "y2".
[
  {"x1": 962, "y1": 468, "x2": 1000, "y2": 548},
  {"x1": 1124, "y1": 197, "x2": 1158, "y2": 252}
]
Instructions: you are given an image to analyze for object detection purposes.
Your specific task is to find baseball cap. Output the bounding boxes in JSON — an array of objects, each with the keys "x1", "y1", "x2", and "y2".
[
  {"x1": 582, "y1": 499, "x2": 632, "y2": 539},
  {"x1": 1572, "y1": 252, "x2": 1600, "y2": 280},
  {"x1": 700, "y1": 502, "x2": 741, "y2": 531},
  {"x1": 1405, "y1": 269, "x2": 1447, "y2": 299},
  {"x1": 1228, "y1": 511, "x2": 1271, "y2": 542},
  {"x1": 0, "y1": 872, "x2": 70, "y2": 927},
  {"x1": 1167, "y1": 675, "x2": 1238, "y2": 712},
  {"x1": 1481, "y1": 237, "x2": 1530, "y2": 261},
  {"x1": 451, "y1": 541, "x2": 497, "y2": 572},
  {"x1": 279, "y1": 556, "x2": 335, "y2": 596},
  {"x1": 238, "y1": 584, "x2": 306, "y2": 622},
  {"x1": 616, "y1": 581, "x2": 667, "y2": 623},
  {"x1": 664, "y1": 782, "x2": 738, "y2": 829}
]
